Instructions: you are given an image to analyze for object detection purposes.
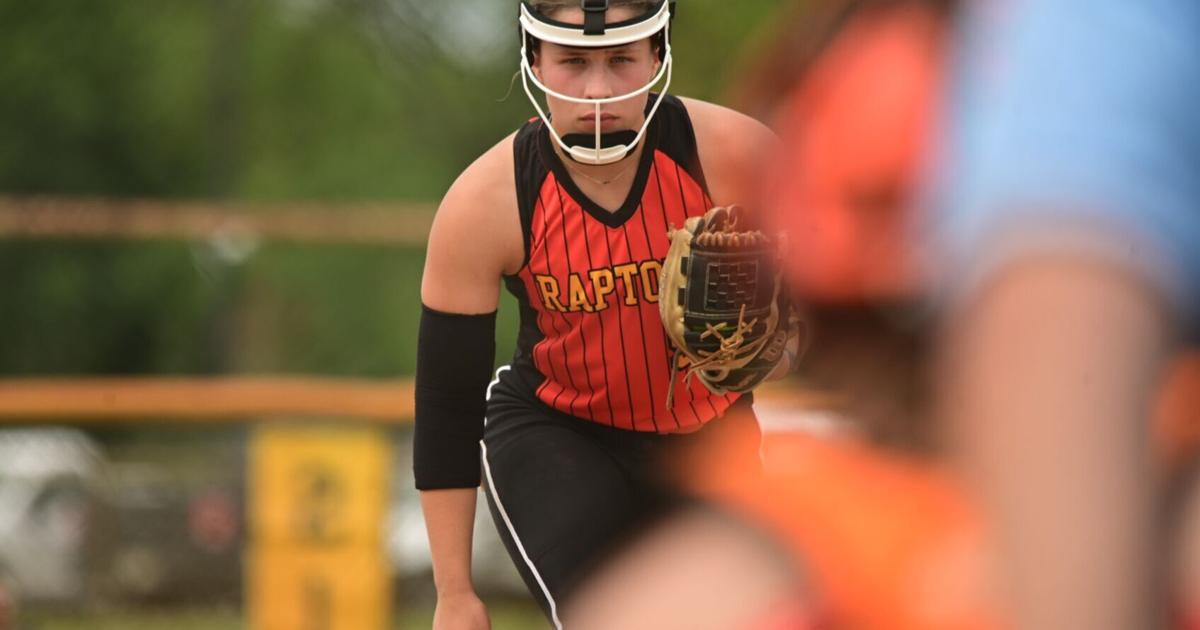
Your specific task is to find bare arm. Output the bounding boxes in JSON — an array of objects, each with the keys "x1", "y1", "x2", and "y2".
[
  {"x1": 418, "y1": 134, "x2": 522, "y2": 628},
  {"x1": 420, "y1": 489, "x2": 489, "y2": 629},
  {"x1": 939, "y1": 257, "x2": 1172, "y2": 629}
]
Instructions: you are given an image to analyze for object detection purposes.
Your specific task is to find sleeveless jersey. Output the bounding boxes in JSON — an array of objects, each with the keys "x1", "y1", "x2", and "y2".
[{"x1": 500, "y1": 95, "x2": 741, "y2": 433}]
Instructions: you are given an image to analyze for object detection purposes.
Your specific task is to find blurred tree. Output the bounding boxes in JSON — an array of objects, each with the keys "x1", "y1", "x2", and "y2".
[
  {"x1": 0, "y1": 0, "x2": 781, "y2": 377},
  {"x1": 0, "y1": 0, "x2": 211, "y2": 196}
]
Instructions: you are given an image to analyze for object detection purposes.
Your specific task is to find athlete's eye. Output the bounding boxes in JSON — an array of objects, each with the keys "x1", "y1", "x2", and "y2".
[
  {"x1": 610, "y1": 56, "x2": 635, "y2": 64},
  {"x1": 561, "y1": 57, "x2": 587, "y2": 66}
]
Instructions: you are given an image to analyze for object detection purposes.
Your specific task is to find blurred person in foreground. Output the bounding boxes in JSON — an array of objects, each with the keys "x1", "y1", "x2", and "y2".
[
  {"x1": 568, "y1": 1, "x2": 1010, "y2": 628},
  {"x1": 566, "y1": 429, "x2": 1001, "y2": 630},
  {"x1": 414, "y1": 2, "x2": 799, "y2": 629},
  {"x1": 932, "y1": 0, "x2": 1199, "y2": 628},
  {"x1": 568, "y1": 0, "x2": 1200, "y2": 627}
]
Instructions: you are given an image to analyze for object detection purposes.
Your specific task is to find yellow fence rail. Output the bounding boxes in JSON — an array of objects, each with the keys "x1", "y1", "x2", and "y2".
[
  {"x1": 0, "y1": 196, "x2": 436, "y2": 245},
  {"x1": 0, "y1": 377, "x2": 415, "y2": 422}
]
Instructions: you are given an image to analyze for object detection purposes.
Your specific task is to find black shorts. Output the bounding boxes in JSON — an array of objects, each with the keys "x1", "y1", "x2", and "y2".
[{"x1": 480, "y1": 368, "x2": 761, "y2": 626}]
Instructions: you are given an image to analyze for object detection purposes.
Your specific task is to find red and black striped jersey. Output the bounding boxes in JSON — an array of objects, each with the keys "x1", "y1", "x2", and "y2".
[{"x1": 499, "y1": 95, "x2": 742, "y2": 432}]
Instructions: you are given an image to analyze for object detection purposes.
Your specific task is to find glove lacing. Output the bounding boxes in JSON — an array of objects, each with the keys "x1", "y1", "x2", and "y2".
[{"x1": 665, "y1": 304, "x2": 771, "y2": 409}]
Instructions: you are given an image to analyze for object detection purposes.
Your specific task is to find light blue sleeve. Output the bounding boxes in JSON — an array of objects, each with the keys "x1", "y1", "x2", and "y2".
[{"x1": 934, "y1": 0, "x2": 1200, "y2": 327}]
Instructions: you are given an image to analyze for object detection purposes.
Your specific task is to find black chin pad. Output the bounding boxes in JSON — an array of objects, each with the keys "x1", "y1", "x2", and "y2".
[{"x1": 561, "y1": 129, "x2": 637, "y2": 150}]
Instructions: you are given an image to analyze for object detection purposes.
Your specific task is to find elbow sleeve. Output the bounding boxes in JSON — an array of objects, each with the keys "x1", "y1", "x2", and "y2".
[{"x1": 413, "y1": 304, "x2": 497, "y2": 490}]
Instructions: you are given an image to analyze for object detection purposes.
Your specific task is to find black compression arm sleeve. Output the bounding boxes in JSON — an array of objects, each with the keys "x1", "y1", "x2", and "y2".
[{"x1": 413, "y1": 304, "x2": 497, "y2": 490}]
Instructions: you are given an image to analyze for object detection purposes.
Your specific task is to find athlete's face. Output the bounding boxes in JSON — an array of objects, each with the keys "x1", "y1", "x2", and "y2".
[{"x1": 532, "y1": 8, "x2": 661, "y2": 136}]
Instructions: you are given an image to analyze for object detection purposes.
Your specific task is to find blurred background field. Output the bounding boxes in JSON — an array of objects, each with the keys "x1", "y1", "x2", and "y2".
[{"x1": 0, "y1": 0, "x2": 784, "y2": 627}]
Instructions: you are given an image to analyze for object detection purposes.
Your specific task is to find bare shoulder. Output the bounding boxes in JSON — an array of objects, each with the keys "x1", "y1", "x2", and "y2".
[
  {"x1": 422, "y1": 131, "x2": 524, "y2": 311},
  {"x1": 431, "y1": 131, "x2": 523, "y2": 274},
  {"x1": 440, "y1": 132, "x2": 519, "y2": 226},
  {"x1": 678, "y1": 97, "x2": 779, "y2": 207},
  {"x1": 679, "y1": 97, "x2": 769, "y2": 134}
]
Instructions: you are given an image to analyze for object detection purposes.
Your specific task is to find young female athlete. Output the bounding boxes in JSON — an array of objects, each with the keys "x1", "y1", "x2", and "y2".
[{"x1": 414, "y1": 2, "x2": 781, "y2": 628}]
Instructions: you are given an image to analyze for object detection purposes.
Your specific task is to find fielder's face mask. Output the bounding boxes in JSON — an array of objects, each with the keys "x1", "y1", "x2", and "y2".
[{"x1": 519, "y1": 0, "x2": 674, "y2": 165}]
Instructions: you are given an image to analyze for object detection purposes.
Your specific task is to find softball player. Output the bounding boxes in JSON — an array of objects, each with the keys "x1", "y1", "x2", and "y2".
[{"x1": 414, "y1": 2, "x2": 782, "y2": 628}]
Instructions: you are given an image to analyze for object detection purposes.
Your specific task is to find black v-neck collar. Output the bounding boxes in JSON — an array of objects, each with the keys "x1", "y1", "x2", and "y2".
[{"x1": 537, "y1": 115, "x2": 660, "y2": 229}]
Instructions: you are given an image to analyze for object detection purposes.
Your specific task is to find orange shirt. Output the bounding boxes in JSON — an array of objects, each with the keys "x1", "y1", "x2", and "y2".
[{"x1": 689, "y1": 430, "x2": 1003, "y2": 630}]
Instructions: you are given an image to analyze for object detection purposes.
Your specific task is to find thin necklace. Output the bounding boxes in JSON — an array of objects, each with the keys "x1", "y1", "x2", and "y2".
[{"x1": 560, "y1": 153, "x2": 638, "y2": 187}]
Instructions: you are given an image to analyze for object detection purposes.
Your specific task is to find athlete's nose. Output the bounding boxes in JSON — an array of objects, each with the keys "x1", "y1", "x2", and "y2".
[{"x1": 581, "y1": 65, "x2": 615, "y2": 101}]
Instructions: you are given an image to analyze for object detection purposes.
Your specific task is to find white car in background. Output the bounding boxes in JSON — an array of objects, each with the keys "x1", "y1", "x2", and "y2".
[{"x1": 0, "y1": 428, "x2": 103, "y2": 605}]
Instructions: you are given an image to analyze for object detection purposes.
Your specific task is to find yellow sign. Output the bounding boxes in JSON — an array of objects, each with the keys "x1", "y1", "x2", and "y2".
[
  {"x1": 248, "y1": 546, "x2": 390, "y2": 630},
  {"x1": 248, "y1": 425, "x2": 392, "y2": 630},
  {"x1": 251, "y1": 425, "x2": 390, "y2": 546}
]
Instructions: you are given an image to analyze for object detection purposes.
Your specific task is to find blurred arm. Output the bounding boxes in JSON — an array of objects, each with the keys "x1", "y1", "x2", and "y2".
[
  {"x1": 939, "y1": 256, "x2": 1172, "y2": 629},
  {"x1": 565, "y1": 507, "x2": 802, "y2": 630},
  {"x1": 931, "y1": 3, "x2": 1200, "y2": 625}
]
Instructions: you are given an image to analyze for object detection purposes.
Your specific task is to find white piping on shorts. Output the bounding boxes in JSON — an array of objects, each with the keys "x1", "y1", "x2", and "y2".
[{"x1": 480, "y1": 365, "x2": 565, "y2": 630}]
